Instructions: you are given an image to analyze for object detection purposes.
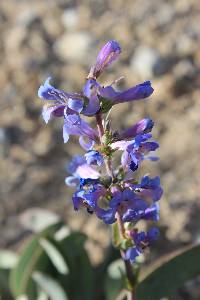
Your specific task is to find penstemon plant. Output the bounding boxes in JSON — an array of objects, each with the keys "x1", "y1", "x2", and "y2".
[{"x1": 38, "y1": 40, "x2": 163, "y2": 299}]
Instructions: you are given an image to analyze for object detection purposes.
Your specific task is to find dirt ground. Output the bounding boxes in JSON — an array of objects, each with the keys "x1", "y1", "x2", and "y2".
[{"x1": 0, "y1": 1, "x2": 200, "y2": 298}]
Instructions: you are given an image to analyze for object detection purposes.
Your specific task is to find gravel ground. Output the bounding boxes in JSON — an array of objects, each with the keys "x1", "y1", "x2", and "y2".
[{"x1": 0, "y1": 1, "x2": 200, "y2": 298}]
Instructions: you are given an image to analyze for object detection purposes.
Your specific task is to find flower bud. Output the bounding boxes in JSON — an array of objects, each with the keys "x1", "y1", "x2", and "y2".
[{"x1": 88, "y1": 40, "x2": 121, "y2": 79}]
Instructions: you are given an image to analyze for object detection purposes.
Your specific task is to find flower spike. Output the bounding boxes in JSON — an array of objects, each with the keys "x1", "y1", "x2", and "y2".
[{"x1": 38, "y1": 40, "x2": 163, "y2": 269}]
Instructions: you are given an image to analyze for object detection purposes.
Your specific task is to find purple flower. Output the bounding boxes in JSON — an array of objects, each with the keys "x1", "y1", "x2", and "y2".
[
  {"x1": 82, "y1": 79, "x2": 101, "y2": 116},
  {"x1": 111, "y1": 189, "x2": 149, "y2": 223},
  {"x1": 118, "y1": 118, "x2": 154, "y2": 140},
  {"x1": 132, "y1": 176, "x2": 163, "y2": 202},
  {"x1": 85, "y1": 150, "x2": 104, "y2": 166},
  {"x1": 81, "y1": 79, "x2": 154, "y2": 113},
  {"x1": 122, "y1": 203, "x2": 159, "y2": 222},
  {"x1": 38, "y1": 77, "x2": 84, "y2": 123},
  {"x1": 99, "y1": 81, "x2": 154, "y2": 105},
  {"x1": 72, "y1": 179, "x2": 106, "y2": 211},
  {"x1": 38, "y1": 77, "x2": 104, "y2": 119},
  {"x1": 124, "y1": 227, "x2": 160, "y2": 262},
  {"x1": 124, "y1": 247, "x2": 142, "y2": 262},
  {"x1": 96, "y1": 189, "x2": 147, "y2": 224},
  {"x1": 88, "y1": 40, "x2": 121, "y2": 79},
  {"x1": 85, "y1": 42, "x2": 154, "y2": 112},
  {"x1": 38, "y1": 40, "x2": 163, "y2": 267},
  {"x1": 63, "y1": 114, "x2": 98, "y2": 149},
  {"x1": 146, "y1": 227, "x2": 160, "y2": 243},
  {"x1": 111, "y1": 133, "x2": 159, "y2": 172},
  {"x1": 65, "y1": 155, "x2": 100, "y2": 187},
  {"x1": 96, "y1": 206, "x2": 117, "y2": 224},
  {"x1": 124, "y1": 176, "x2": 163, "y2": 204},
  {"x1": 96, "y1": 176, "x2": 161, "y2": 225},
  {"x1": 65, "y1": 156, "x2": 106, "y2": 212}
]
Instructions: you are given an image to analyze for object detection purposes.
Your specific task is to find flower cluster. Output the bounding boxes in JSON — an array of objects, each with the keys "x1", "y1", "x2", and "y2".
[{"x1": 38, "y1": 40, "x2": 163, "y2": 263}]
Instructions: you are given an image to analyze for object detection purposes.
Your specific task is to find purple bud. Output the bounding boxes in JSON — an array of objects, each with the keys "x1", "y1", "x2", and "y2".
[
  {"x1": 88, "y1": 40, "x2": 121, "y2": 79},
  {"x1": 113, "y1": 81, "x2": 154, "y2": 104},
  {"x1": 119, "y1": 118, "x2": 154, "y2": 140}
]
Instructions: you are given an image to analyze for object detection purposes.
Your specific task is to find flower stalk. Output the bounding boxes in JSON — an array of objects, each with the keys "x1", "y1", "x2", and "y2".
[{"x1": 96, "y1": 113, "x2": 137, "y2": 298}]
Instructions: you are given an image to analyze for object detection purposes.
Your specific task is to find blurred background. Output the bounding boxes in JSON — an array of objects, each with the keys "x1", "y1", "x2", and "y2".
[{"x1": 0, "y1": 0, "x2": 200, "y2": 298}]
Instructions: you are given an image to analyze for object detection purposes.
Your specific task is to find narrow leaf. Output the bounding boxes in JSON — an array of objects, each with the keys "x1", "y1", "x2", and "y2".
[
  {"x1": 32, "y1": 271, "x2": 68, "y2": 300},
  {"x1": 39, "y1": 238, "x2": 69, "y2": 275},
  {"x1": 54, "y1": 225, "x2": 70, "y2": 241},
  {"x1": 105, "y1": 258, "x2": 125, "y2": 300},
  {"x1": 10, "y1": 222, "x2": 62, "y2": 299},
  {"x1": 0, "y1": 269, "x2": 15, "y2": 300},
  {"x1": 136, "y1": 244, "x2": 200, "y2": 300},
  {"x1": 57, "y1": 232, "x2": 94, "y2": 300}
]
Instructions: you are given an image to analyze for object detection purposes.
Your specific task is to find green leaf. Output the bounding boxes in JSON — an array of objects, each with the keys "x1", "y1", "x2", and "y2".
[
  {"x1": 0, "y1": 250, "x2": 18, "y2": 269},
  {"x1": 57, "y1": 232, "x2": 94, "y2": 300},
  {"x1": 9, "y1": 222, "x2": 62, "y2": 300},
  {"x1": 39, "y1": 238, "x2": 69, "y2": 275},
  {"x1": 105, "y1": 259, "x2": 126, "y2": 300},
  {"x1": 107, "y1": 259, "x2": 125, "y2": 280},
  {"x1": 32, "y1": 271, "x2": 68, "y2": 300},
  {"x1": 0, "y1": 269, "x2": 14, "y2": 300},
  {"x1": 94, "y1": 245, "x2": 120, "y2": 299},
  {"x1": 10, "y1": 224, "x2": 94, "y2": 300},
  {"x1": 136, "y1": 244, "x2": 200, "y2": 300},
  {"x1": 54, "y1": 225, "x2": 70, "y2": 241}
]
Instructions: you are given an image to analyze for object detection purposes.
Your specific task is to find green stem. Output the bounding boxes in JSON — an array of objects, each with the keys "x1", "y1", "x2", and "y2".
[
  {"x1": 96, "y1": 113, "x2": 114, "y2": 179},
  {"x1": 95, "y1": 112, "x2": 137, "y2": 300}
]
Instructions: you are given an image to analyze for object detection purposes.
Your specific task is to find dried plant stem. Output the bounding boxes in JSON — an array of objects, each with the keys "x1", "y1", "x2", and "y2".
[{"x1": 95, "y1": 113, "x2": 136, "y2": 300}]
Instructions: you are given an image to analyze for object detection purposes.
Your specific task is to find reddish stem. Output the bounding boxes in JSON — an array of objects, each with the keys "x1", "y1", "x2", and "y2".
[{"x1": 96, "y1": 113, "x2": 105, "y2": 143}]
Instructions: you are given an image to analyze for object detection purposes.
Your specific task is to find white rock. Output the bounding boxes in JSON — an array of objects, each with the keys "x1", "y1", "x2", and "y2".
[
  {"x1": 16, "y1": 8, "x2": 38, "y2": 27},
  {"x1": 62, "y1": 8, "x2": 79, "y2": 30},
  {"x1": 131, "y1": 46, "x2": 160, "y2": 79},
  {"x1": 155, "y1": 3, "x2": 174, "y2": 27},
  {"x1": 54, "y1": 32, "x2": 92, "y2": 62},
  {"x1": 173, "y1": 60, "x2": 195, "y2": 78}
]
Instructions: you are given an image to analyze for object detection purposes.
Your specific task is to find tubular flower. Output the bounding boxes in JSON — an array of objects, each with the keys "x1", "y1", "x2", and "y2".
[
  {"x1": 111, "y1": 133, "x2": 159, "y2": 172},
  {"x1": 38, "y1": 77, "x2": 84, "y2": 123},
  {"x1": 72, "y1": 179, "x2": 107, "y2": 212},
  {"x1": 124, "y1": 227, "x2": 160, "y2": 262},
  {"x1": 65, "y1": 155, "x2": 101, "y2": 187},
  {"x1": 62, "y1": 114, "x2": 99, "y2": 149},
  {"x1": 85, "y1": 150, "x2": 104, "y2": 166},
  {"x1": 98, "y1": 80, "x2": 154, "y2": 105}
]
